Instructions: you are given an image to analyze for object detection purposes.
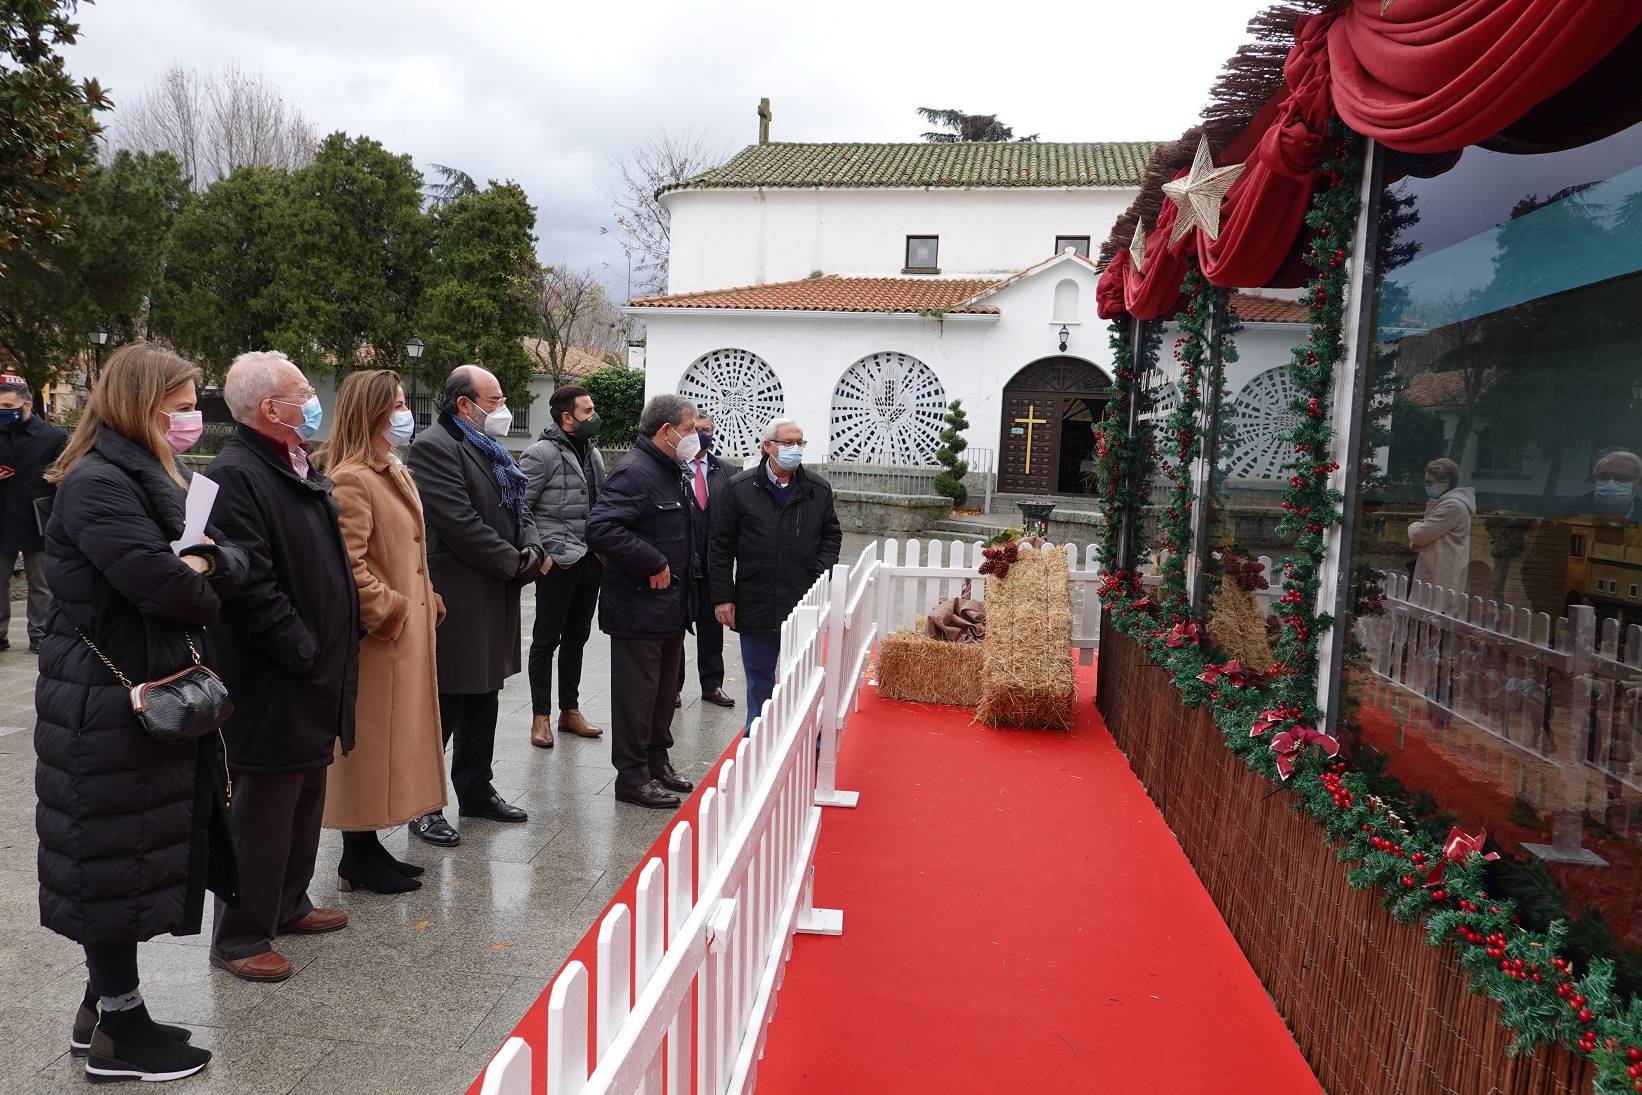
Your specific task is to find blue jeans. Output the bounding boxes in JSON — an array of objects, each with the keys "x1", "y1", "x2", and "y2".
[{"x1": 740, "y1": 632, "x2": 780, "y2": 736}]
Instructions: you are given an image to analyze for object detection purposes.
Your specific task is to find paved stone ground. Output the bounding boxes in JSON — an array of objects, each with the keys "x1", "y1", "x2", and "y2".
[{"x1": 0, "y1": 534, "x2": 873, "y2": 1094}]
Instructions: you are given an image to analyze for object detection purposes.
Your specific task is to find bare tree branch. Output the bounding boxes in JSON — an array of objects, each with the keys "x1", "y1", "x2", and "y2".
[
  {"x1": 530, "y1": 264, "x2": 624, "y2": 386},
  {"x1": 110, "y1": 65, "x2": 317, "y2": 188},
  {"x1": 606, "y1": 129, "x2": 722, "y2": 295}
]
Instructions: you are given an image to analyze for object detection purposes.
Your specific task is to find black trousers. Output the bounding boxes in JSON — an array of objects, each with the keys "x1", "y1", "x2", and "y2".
[
  {"x1": 528, "y1": 556, "x2": 602, "y2": 716},
  {"x1": 84, "y1": 941, "x2": 140, "y2": 998},
  {"x1": 211, "y1": 767, "x2": 326, "y2": 960},
  {"x1": 610, "y1": 634, "x2": 683, "y2": 789},
  {"x1": 677, "y1": 595, "x2": 725, "y2": 694},
  {"x1": 442, "y1": 690, "x2": 501, "y2": 806}
]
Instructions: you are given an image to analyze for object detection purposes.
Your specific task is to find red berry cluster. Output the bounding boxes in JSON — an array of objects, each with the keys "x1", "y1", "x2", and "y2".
[
  {"x1": 1318, "y1": 766, "x2": 1352, "y2": 810},
  {"x1": 1625, "y1": 1046, "x2": 1642, "y2": 1087},
  {"x1": 979, "y1": 541, "x2": 1019, "y2": 579}
]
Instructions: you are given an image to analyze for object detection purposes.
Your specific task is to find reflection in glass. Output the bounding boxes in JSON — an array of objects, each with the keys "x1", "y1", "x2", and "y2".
[{"x1": 1342, "y1": 121, "x2": 1642, "y2": 993}]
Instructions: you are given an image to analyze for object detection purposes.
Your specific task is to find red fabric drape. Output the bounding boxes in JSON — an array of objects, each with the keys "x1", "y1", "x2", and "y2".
[
  {"x1": 1097, "y1": 0, "x2": 1642, "y2": 321},
  {"x1": 1327, "y1": 0, "x2": 1642, "y2": 155}
]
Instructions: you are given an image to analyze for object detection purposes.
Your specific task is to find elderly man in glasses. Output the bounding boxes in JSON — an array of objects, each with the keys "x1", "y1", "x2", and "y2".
[{"x1": 707, "y1": 418, "x2": 841, "y2": 734}]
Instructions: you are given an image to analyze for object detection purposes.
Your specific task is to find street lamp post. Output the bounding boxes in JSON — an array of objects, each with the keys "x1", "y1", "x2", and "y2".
[
  {"x1": 86, "y1": 326, "x2": 108, "y2": 388},
  {"x1": 406, "y1": 337, "x2": 425, "y2": 425}
]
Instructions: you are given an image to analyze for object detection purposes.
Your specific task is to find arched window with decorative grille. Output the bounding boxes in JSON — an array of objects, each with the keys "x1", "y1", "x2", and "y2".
[
  {"x1": 829, "y1": 351, "x2": 948, "y2": 465},
  {"x1": 675, "y1": 348, "x2": 785, "y2": 460}
]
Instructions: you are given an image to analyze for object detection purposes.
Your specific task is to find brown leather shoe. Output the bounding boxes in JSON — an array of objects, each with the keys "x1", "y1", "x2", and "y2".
[
  {"x1": 210, "y1": 949, "x2": 294, "y2": 982},
  {"x1": 530, "y1": 714, "x2": 555, "y2": 749},
  {"x1": 558, "y1": 709, "x2": 602, "y2": 738},
  {"x1": 279, "y1": 907, "x2": 348, "y2": 935}
]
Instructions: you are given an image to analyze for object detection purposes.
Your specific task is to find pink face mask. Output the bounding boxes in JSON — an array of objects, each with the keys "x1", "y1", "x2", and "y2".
[{"x1": 164, "y1": 410, "x2": 205, "y2": 454}]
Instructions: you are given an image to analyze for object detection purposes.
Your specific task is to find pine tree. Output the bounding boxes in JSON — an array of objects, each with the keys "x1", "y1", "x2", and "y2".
[{"x1": 932, "y1": 399, "x2": 970, "y2": 507}]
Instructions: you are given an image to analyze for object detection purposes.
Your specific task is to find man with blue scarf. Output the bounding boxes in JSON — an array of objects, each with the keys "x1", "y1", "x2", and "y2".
[{"x1": 408, "y1": 366, "x2": 544, "y2": 845}]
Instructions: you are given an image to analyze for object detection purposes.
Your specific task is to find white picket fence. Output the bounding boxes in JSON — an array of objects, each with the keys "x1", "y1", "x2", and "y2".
[
  {"x1": 1359, "y1": 569, "x2": 1642, "y2": 864},
  {"x1": 477, "y1": 538, "x2": 1102, "y2": 1095}
]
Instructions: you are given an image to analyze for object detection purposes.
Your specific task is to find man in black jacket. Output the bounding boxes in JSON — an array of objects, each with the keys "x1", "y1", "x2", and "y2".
[
  {"x1": 678, "y1": 412, "x2": 736, "y2": 708},
  {"x1": 409, "y1": 366, "x2": 545, "y2": 842},
  {"x1": 585, "y1": 394, "x2": 700, "y2": 809},
  {"x1": 708, "y1": 418, "x2": 842, "y2": 732},
  {"x1": 0, "y1": 378, "x2": 67, "y2": 653},
  {"x1": 207, "y1": 352, "x2": 361, "y2": 983}
]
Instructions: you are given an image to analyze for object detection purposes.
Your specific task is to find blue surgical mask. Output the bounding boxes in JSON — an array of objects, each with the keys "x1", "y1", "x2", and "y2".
[
  {"x1": 697, "y1": 431, "x2": 714, "y2": 453},
  {"x1": 384, "y1": 408, "x2": 415, "y2": 447},
  {"x1": 275, "y1": 394, "x2": 324, "y2": 440},
  {"x1": 1594, "y1": 478, "x2": 1635, "y2": 512},
  {"x1": 0, "y1": 407, "x2": 21, "y2": 430},
  {"x1": 774, "y1": 444, "x2": 803, "y2": 471},
  {"x1": 1424, "y1": 484, "x2": 1443, "y2": 500}
]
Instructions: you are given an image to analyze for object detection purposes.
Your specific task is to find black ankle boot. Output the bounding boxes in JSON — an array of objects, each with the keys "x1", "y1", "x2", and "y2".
[
  {"x1": 86, "y1": 1004, "x2": 211, "y2": 1083},
  {"x1": 374, "y1": 840, "x2": 425, "y2": 878},
  {"x1": 72, "y1": 986, "x2": 192, "y2": 1057},
  {"x1": 338, "y1": 838, "x2": 420, "y2": 895}
]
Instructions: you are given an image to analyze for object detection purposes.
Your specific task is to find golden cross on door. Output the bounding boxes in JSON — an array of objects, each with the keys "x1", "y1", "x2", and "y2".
[{"x1": 1013, "y1": 403, "x2": 1048, "y2": 475}]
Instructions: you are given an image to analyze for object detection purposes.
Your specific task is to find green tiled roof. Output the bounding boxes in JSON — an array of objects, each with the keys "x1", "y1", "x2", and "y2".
[{"x1": 662, "y1": 141, "x2": 1162, "y2": 193}]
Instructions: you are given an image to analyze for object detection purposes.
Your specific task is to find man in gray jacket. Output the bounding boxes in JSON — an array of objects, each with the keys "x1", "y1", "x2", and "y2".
[{"x1": 519, "y1": 385, "x2": 608, "y2": 749}]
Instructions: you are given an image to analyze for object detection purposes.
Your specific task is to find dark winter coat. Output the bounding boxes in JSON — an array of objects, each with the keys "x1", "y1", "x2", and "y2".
[
  {"x1": 520, "y1": 423, "x2": 608, "y2": 567},
  {"x1": 708, "y1": 460, "x2": 842, "y2": 634},
  {"x1": 585, "y1": 436, "x2": 695, "y2": 640},
  {"x1": 207, "y1": 427, "x2": 360, "y2": 773},
  {"x1": 0, "y1": 412, "x2": 67, "y2": 552},
  {"x1": 409, "y1": 415, "x2": 542, "y2": 695},
  {"x1": 35, "y1": 428, "x2": 247, "y2": 945}
]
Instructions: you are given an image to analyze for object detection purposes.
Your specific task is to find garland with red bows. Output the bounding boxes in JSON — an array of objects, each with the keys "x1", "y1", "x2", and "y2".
[{"x1": 1091, "y1": 128, "x2": 1642, "y2": 1085}]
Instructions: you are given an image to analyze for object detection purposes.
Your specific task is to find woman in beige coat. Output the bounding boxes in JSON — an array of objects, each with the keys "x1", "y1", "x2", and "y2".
[{"x1": 320, "y1": 370, "x2": 448, "y2": 894}]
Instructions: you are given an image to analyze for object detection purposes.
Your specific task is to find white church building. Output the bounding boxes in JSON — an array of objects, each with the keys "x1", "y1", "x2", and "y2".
[{"x1": 630, "y1": 114, "x2": 1308, "y2": 498}]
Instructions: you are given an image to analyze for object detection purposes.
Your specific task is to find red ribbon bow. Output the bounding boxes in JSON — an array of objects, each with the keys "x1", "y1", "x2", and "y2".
[
  {"x1": 1269, "y1": 723, "x2": 1340, "y2": 780},
  {"x1": 1199, "y1": 659, "x2": 1259, "y2": 687},
  {"x1": 1424, "y1": 827, "x2": 1499, "y2": 886},
  {"x1": 1165, "y1": 620, "x2": 1203, "y2": 649}
]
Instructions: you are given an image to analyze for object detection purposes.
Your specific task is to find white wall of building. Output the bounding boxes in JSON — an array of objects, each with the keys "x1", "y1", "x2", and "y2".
[{"x1": 662, "y1": 187, "x2": 1136, "y2": 293}]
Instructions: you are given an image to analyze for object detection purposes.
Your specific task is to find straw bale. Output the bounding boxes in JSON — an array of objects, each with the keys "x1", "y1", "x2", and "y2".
[
  {"x1": 1208, "y1": 585, "x2": 1274, "y2": 670},
  {"x1": 877, "y1": 629, "x2": 985, "y2": 707},
  {"x1": 976, "y1": 545, "x2": 1076, "y2": 730}
]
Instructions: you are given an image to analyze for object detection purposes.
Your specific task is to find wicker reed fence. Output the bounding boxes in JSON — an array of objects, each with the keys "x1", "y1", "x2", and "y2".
[{"x1": 1097, "y1": 621, "x2": 1594, "y2": 1095}]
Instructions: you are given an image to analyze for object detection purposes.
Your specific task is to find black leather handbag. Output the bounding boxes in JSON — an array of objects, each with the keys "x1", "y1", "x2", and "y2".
[{"x1": 75, "y1": 628, "x2": 233, "y2": 745}]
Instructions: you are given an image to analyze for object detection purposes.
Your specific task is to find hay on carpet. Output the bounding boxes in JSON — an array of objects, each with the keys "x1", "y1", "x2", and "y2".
[
  {"x1": 976, "y1": 545, "x2": 1076, "y2": 730},
  {"x1": 877, "y1": 630, "x2": 985, "y2": 708}
]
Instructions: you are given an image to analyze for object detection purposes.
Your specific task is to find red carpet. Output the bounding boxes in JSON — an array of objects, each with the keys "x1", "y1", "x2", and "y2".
[{"x1": 754, "y1": 664, "x2": 1323, "y2": 1094}]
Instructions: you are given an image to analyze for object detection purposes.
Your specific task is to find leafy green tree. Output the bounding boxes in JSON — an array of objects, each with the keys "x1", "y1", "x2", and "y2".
[
  {"x1": 917, "y1": 108, "x2": 1037, "y2": 143},
  {"x1": 0, "y1": 150, "x2": 187, "y2": 393},
  {"x1": 0, "y1": 0, "x2": 108, "y2": 271},
  {"x1": 269, "y1": 133, "x2": 428, "y2": 374},
  {"x1": 151, "y1": 166, "x2": 291, "y2": 377},
  {"x1": 416, "y1": 180, "x2": 540, "y2": 407},
  {"x1": 932, "y1": 399, "x2": 970, "y2": 506},
  {"x1": 582, "y1": 364, "x2": 645, "y2": 446}
]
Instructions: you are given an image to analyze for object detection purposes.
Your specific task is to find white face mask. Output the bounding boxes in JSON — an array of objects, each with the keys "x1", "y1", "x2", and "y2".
[
  {"x1": 671, "y1": 424, "x2": 701, "y2": 463},
  {"x1": 384, "y1": 408, "x2": 415, "y2": 447},
  {"x1": 470, "y1": 401, "x2": 511, "y2": 438}
]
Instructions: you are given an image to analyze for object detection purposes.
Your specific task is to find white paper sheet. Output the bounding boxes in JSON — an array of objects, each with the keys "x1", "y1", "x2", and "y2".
[{"x1": 170, "y1": 473, "x2": 219, "y2": 555}]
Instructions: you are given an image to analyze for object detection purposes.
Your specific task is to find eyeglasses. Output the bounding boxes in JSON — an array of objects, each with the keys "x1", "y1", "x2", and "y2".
[{"x1": 770, "y1": 438, "x2": 806, "y2": 449}]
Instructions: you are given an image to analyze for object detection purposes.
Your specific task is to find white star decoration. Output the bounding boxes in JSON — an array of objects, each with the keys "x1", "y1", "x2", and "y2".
[
  {"x1": 1161, "y1": 135, "x2": 1245, "y2": 247},
  {"x1": 1128, "y1": 219, "x2": 1147, "y2": 273}
]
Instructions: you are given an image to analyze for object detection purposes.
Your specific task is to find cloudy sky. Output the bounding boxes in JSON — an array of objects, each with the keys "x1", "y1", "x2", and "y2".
[{"x1": 64, "y1": 0, "x2": 1260, "y2": 298}]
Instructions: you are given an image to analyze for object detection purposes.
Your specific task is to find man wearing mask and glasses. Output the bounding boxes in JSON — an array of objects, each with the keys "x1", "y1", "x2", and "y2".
[
  {"x1": 407, "y1": 366, "x2": 544, "y2": 845},
  {"x1": 1561, "y1": 449, "x2": 1642, "y2": 522},
  {"x1": 519, "y1": 385, "x2": 608, "y2": 749},
  {"x1": 0, "y1": 377, "x2": 67, "y2": 653},
  {"x1": 708, "y1": 418, "x2": 841, "y2": 735}
]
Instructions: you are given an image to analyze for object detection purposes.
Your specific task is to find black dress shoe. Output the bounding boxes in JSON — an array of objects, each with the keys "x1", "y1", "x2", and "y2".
[
  {"x1": 410, "y1": 811, "x2": 460, "y2": 846},
  {"x1": 703, "y1": 688, "x2": 736, "y2": 708},
  {"x1": 652, "y1": 764, "x2": 694, "y2": 794},
  {"x1": 615, "y1": 780, "x2": 681, "y2": 809},
  {"x1": 459, "y1": 792, "x2": 528, "y2": 823}
]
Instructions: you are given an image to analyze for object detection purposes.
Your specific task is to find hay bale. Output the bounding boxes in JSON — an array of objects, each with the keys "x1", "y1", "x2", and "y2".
[
  {"x1": 1208, "y1": 585, "x2": 1274, "y2": 670},
  {"x1": 877, "y1": 629, "x2": 986, "y2": 707},
  {"x1": 976, "y1": 544, "x2": 1075, "y2": 729}
]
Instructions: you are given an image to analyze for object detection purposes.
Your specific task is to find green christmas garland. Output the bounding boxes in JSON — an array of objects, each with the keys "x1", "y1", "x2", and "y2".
[{"x1": 1092, "y1": 129, "x2": 1642, "y2": 1090}]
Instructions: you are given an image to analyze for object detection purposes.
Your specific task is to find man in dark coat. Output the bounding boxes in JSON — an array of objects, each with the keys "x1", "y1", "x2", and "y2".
[
  {"x1": 709, "y1": 417, "x2": 842, "y2": 732},
  {"x1": 206, "y1": 352, "x2": 360, "y2": 983},
  {"x1": 585, "y1": 394, "x2": 700, "y2": 809},
  {"x1": 0, "y1": 377, "x2": 67, "y2": 652},
  {"x1": 677, "y1": 411, "x2": 737, "y2": 708},
  {"x1": 409, "y1": 365, "x2": 544, "y2": 844}
]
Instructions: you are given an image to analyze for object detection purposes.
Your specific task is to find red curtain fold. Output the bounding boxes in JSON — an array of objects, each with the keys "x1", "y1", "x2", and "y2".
[
  {"x1": 1097, "y1": 0, "x2": 1642, "y2": 320},
  {"x1": 1327, "y1": 0, "x2": 1642, "y2": 155}
]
